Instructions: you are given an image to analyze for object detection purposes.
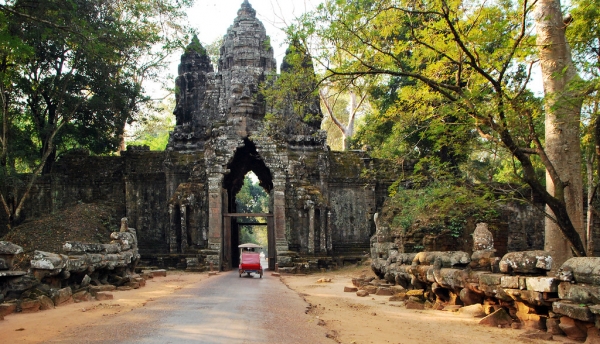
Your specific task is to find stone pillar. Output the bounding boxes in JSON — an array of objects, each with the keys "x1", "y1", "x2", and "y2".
[
  {"x1": 320, "y1": 207, "x2": 327, "y2": 254},
  {"x1": 180, "y1": 205, "x2": 188, "y2": 252},
  {"x1": 273, "y1": 174, "x2": 288, "y2": 254},
  {"x1": 168, "y1": 204, "x2": 177, "y2": 253},
  {"x1": 327, "y1": 211, "x2": 333, "y2": 253},
  {"x1": 207, "y1": 173, "x2": 223, "y2": 269},
  {"x1": 307, "y1": 201, "x2": 315, "y2": 254}
]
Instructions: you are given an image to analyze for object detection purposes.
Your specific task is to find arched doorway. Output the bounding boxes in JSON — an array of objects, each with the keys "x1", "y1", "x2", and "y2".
[{"x1": 222, "y1": 139, "x2": 275, "y2": 270}]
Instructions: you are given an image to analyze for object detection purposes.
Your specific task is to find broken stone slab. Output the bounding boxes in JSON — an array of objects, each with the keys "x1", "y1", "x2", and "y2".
[
  {"x1": 375, "y1": 287, "x2": 394, "y2": 296},
  {"x1": 559, "y1": 316, "x2": 589, "y2": 341},
  {"x1": 89, "y1": 285, "x2": 116, "y2": 294},
  {"x1": 62, "y1": 242, "x2": 120, "y2": 254},
  {"x1": 459, "y1": 303, "x2": 485, "y2": 317},
  {"x1": 152, "y1": 269, "x2": 167, "y2": 277},
  {"x1": 470, "y1": 249, "x2": 497, "y2": 271},
  {"x1": 31, "y1": 250, "x2": 69, "y2": 270},
  {"x1": 356, "y1": 290, "x2": 369, "y2": 297},
  {"x1": 405, "y1": 300, "x2": 425, "y2": 310},
  {"x1": 38, "y1": 295, "x2": 54, "y2": 310},
  {"x1": 436, "y1": 268, "x2": 466, "y2": 289},
  {"x1": 553, "y1": 301, "x2": 595, "y2": 322},
  {"x1": 20, "y1": 299, "x2": 41, "y2": 313},
  {"x1": 344, "y1": 286, "x2": 358, "y2": 292},
  {"x1": 499, "y1": 251, "x2": 553, "y2": 274},
  {"x1": 363, "y1": 285, "x2": 378, "y2": 294},
  {"x1": 586, "y1": 326, "x2": 600, "y2": 344},
  {"x1": 546, "y1": 317, "x2": 564, "y2": 335},
  {"x1": 514, "y1": 301, "x2": 545, "y2": 330},
  {"x1": 0, "y1": 241, "x2": 23, "y2": 255},
  {"x1": 557, "y1": 257, "x2": 600, "y2": 285},
  {"x1": 95, "y1": 292, "x2": 113, "y2": 301},
  {"x1": 51, "y1": 287, "x2": 73, "y2": 307},
  {"x1": 460, "y1": 287, "x2": 484, "y2": 306},
  {"x1": 525, "y1": 277, "x2": 558, "y2": 292},
  {"x1": 73, "y1": 290, "x2": 93, "y2": 303},
  {"x1": 0, "y1": 270, "x2": 27, "y2": 278},
  {"x1": 479, "y1": 308, "x2": 512, "y2": 327},
  {"x1": 411, "y1": 251, "x2": 470, "y2": 268},
  {"x1": 117, "y1": 286, "x2": 132, "y2": 291},
  {"x1": 0, "y1": 302, "x2": 17, "y2": 317},
  {"x1": 504, "y1": 289, "x2": 545, "y2": 306},
  {"x1": 559, "y1": 282, "x2": 600, "y2": 304}
]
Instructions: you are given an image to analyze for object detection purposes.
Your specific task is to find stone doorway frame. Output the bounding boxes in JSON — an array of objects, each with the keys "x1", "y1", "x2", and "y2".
[{"x1": 223, "y1": 213, "x2": 275, "y2": 271}]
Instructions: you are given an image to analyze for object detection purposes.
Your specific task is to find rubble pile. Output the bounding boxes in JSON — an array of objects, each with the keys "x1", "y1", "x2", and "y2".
[
  {"x1": 0, "y1": 218, "x2": 165, "y2": 319},
  {"x1": 369, "y1": 222, "x2": 600, "y2": 341}
]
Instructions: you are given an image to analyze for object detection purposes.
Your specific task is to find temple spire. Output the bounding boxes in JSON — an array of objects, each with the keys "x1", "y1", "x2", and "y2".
[{"x1": 238, "y1": 0, "x2": 256, "y2": 18}]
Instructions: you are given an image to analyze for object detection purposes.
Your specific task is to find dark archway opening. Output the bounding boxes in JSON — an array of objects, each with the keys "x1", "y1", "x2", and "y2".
[{"x1": 222, "y1": 139, "x2": 273, "y2": 269}]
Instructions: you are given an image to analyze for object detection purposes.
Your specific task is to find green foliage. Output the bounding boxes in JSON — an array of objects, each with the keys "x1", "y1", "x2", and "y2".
[
  {"x1": 128, "y1": 98, "x2": 176, "y2": 151},
  {"x1": 388, "y1": 180, "x2": 499, "y2": 236},
  {"x1": 185, "y1": 34, "x2": 207, "y2": 56},
  {"x1": 236, "y1": 174, "x2": 269, "y2": 248}
]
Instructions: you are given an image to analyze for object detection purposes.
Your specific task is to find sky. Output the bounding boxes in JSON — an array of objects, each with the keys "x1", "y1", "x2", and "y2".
[
  {"x1": 152, "y1": 0, "x2": 320, "y2": 99},
  {"x1": 186, "y1": 0, "x2": 319, "y2": 70}
]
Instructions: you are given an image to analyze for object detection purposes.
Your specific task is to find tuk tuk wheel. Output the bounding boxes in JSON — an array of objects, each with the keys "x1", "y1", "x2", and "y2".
[
  {"x1": 239, "y1": 272, "x2": 241, "y2": 277},
  {"x1": 260, "y1": 270, "x2": 263, "y2": 278}
]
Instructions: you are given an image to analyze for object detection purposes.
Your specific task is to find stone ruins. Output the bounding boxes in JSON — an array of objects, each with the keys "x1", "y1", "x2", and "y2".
[{"x1": 1, "y1": 1, "x2": 599, "y2": 341}]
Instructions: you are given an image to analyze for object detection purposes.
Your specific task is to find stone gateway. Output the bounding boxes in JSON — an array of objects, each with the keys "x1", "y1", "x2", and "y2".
[{"x1": 7, "y1": 1, "x2": 394, "y2": 272}]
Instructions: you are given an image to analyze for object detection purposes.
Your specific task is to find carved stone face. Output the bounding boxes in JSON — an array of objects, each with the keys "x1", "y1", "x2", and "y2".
[{"x1": 227, "y1": 68, "x2": 261, "y2": 116}]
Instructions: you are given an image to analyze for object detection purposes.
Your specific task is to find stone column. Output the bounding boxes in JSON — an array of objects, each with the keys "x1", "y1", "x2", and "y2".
[
  {"x1": 327, "y1": 211, "x2": 333, "y2": 253},
  {"x1": 273, "y1": 174, "x2": 288, "y2": 254},
  {"x1": 180, "y1": 205, "x2": 188, "y2": 252},
  {"x1": 207, "y1": 173, "x2": 223, "y2": 269},
  {"x1": 168, "y1": 204, "x2": 177, "y2": 253},
  {"x1": 307, "y1": 201, "x2": 315, "y2": 254},
  {"x1": 320, "y1": 207, "x2": 327, "y2": 254}
]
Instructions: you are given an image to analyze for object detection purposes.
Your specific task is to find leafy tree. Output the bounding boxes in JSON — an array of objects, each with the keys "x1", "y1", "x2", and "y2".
[
  {"x1": 0, "y1": 0, "x2": 193, "y2": 228},
  {"x1": 127, "y1": 98, "x2": 176, "y2": 151},
  {"x1": 293, "y1": 0, "x2": 588, "y2": 257}
]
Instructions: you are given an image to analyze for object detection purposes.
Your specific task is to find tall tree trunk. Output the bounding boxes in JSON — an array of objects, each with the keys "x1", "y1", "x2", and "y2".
[{"x1": 535, "y1": 0, "x2": 585, "y2": 267}]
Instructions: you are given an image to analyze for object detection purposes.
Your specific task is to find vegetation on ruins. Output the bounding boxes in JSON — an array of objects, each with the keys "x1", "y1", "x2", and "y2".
[
  {"x1": 286, "y1": 0, "x2": 599, "y2": 260},
  {"x1": 0, "y1": 0, "x2": 193, "y2": 227}
]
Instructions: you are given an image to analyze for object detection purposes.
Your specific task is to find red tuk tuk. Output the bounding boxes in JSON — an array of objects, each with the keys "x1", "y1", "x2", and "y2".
[{"x1": 238, "y1": 243, "x2": 263, "y2": 278}]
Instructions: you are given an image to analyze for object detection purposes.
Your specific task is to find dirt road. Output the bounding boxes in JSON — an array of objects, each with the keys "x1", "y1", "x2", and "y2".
[{"x1": 1, "y1": 270, "x2": 333, "y2": 344}]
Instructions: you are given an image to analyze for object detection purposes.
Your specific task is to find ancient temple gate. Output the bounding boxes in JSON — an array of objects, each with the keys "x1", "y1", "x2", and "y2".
[
  {"x1": 159, "y1": 0, "x2": 389, "y2": 271},
  {"x1": 7, "y1": 1, "x2": 389, "y2": 272}
]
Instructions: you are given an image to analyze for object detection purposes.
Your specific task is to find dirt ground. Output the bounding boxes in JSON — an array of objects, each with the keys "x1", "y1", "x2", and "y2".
[
  {"x1": 280, "y1": 266, "x2": 580, "y2": 344},
  {"x1": 0, "y1": 268, "x2": 582, "y2": 344},
  {"x1": 0, "y1": 271, "x2": 208, "y2": 343}
]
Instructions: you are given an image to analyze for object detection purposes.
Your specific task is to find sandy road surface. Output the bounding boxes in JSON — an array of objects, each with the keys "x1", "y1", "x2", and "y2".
[{"x1": 1, "y1": 269, "x2": 333, "y2": 344}]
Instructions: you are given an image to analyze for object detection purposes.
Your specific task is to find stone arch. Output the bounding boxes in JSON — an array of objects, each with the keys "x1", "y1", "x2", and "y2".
[{"x1": 221, "y1": 139, "x2": 276, "y2": 270}]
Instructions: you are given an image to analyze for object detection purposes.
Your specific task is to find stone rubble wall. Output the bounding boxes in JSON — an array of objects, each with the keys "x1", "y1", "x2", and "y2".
[
  {"x1": 370, "y1": 222, "x2": 600, "y2": 341},
  {"x1": 0, "y1": 218, "x2": 167, "y2": 319}
]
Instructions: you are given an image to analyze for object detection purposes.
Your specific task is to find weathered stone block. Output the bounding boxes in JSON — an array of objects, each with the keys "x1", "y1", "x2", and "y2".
[
  {"x1": 38, "y1": 295, "x2": 54, "y2": 310},
  {"x1": 526, "y1": 277, "x2": 558, "y2": 292},
  {"x1": 559, "y1": 316, "x2": 588, "y2": 341},
  {"x1": 31, "y1": 250, "x2": 68, "y2": 270},
  {"x1": 500, "y1": 276, "x2": 519, "y2": 289},
  {"x1": 89, "y1": 285, "x2": 116, "y2": 295},
  {"x1": 405, "y1": 300, "x2": 425, "y2": 310},
  {"x1": 499, "y1": 251, "x2": 552, "y2": 274},
  {"x1": 51, "y1": 287, "x2": 73, "y2": 307},
  {"x1": 559, "y1": 282, "x2": 600, "y2": 304},
  {"x1": 0, "y1": 303, "x2": 16, "y2": 317},
  {"x1": 20, "y1": 299, "x2": 41, "y2": 313},
  {"x1": 344, "y1": 286, "x2": 358, "y2": 292},
  {"x1": 73, "y1": 290, "x2": 93, "y2": 303},
  {"x1": 553, "y1": 301, "x2": 595, "y2": 322},
  {"x1": 356, "y1": 290, "x2": 369, "y2": 297},
  {"x1": 459, "y1": 304, "x2": 485, "y2": 317},
  {"x1": 479, "y1": 308, "x2": 512, "y2": 327},
  {"x1": 557, "y1": 257, "x2": 600, "y2": 285},
  {"x1": 546, "y1": 317, "x2": 564, "y2": 335},
  {"x1": 152, "y1": 269, "x2": 167, "y2": 277},
  {"x1": 95, "y1": 292, "x2": 113, "y2": 301},
  {"x1": 0, "y1": 241, "x2": 23, "y2": 255},
  {"x1": 376, "y1": 287, "x2": 393, "y2": 296}
]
